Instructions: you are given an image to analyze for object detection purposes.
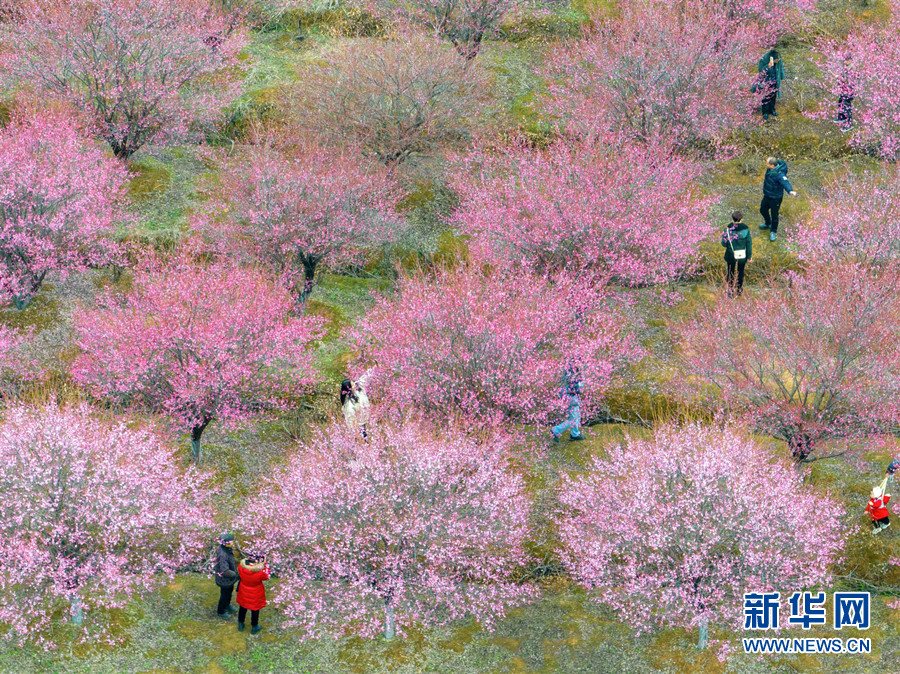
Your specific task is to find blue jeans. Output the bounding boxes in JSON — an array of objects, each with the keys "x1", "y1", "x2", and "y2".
[{"x1": 552, "y1": 395, "x2": 582, "y2": 439}]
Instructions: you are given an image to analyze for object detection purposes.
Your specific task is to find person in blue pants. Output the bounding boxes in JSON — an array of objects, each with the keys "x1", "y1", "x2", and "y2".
[{"x1": 551, "y1": 366, "x2": 585, "y2": 443}]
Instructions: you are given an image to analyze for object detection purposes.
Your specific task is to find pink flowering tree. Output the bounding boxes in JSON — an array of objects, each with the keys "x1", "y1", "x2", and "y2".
[
  {"x1": 352, "y1": 264, "x2": 641, "y2": 428},
  {"x1": 451, "y1": 140, "x2": 715, "y2": 286},
  {"x1": 0, "y1": 403, "x2": 212, "y2": 647},
  {"x1": 558, "y1": 424, "x2": 845, "y2": 650},
  {"x1": 672, "y1": 264, "x2": 900, "y2": 463},
  {"x1": 357, "y1": 0, "x2": 557, "y2": 61},
  {"x1": 812, "y1": 8, "x2": 900, "y2": 160},
  {"x1": 195, "y1": 142, "x2": 403, "y2": 308},
  {"x1": 0, "y1": 108, "x2": 125, "y2": 309},
  {"x1": 789, "y1": 167, "x2": 900, "y2": 268},
  {"x1": 659, "y1": 0, "x2": 817, "y2": 37},
  {"x1": 2, "y1": 0, "x2": 245, "y2": 159},
  {"x1": 71, "y1": 253, "x2": 324, "y2": 463},
  {"x1": 239, "y1": 422, "x2": 536, "y2": 640},
  {"x1": 0, "y1": 325, "x2": 37, "y2": 397},
  {"x1": 543, "y1": 1, "x2": 762, "y2": 151},
  {"x1": 286, "y1": 33, "x2": 493, "y2": 165},
  {"x1": 217, "y1": 0, "x2": 294, "y2": 32}
]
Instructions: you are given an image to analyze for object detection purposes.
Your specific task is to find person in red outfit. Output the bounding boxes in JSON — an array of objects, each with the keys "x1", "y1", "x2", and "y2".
[
  {"x1": 865, "y1": 485, "x2": 891, "y2": 534},
  {"x1": 236, "y1": 554, "x2": 270, "y2": 634}
]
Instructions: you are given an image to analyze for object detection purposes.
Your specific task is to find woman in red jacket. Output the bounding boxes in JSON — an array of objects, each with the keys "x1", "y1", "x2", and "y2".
[{"x1": 236, "y1": 554, "x2": 270, "y2": 634}]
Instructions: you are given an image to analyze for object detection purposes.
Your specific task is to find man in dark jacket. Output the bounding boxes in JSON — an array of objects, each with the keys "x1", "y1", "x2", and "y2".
[
  {"x1": 759, "y1": 157, "x2": 797, "y2": 242},
  {"x1": 721, "y1": 210, "x2": 752, "y2": 296},
  {"x1": 214, "y1": 533, "x2": 240, "y2": 617}
]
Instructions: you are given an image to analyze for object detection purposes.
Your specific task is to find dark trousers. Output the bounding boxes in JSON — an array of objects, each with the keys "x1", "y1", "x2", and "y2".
[
  {"x1": 873, "y1": 516, "x2": 890, "y2": 529},
  {"x1": 760, "y1": 195, "x2": 783, "y2": 233},
  {"x1": 726, "y1": 258, "x2": 747, "y2": 295},
  {"x1": 217, "y1": 585, "x2": 234, "y2": 614},
  {"x1": 836, "y1": 95, "x2": 854, "y2": 126},
  {"x1": 238, "y1": 606, "x2": 260, "y2": 626},
  {"x1": 762, "y1": 91, "x2": 777, "y2": 116}
]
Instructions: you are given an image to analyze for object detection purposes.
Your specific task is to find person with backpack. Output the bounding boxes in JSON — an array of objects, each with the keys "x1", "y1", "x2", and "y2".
[
  {"x1": 865, "y1": 484, "x2": 891, "y2": 534},
  {"x1": 760, "y1": 156, "x2": 797, "y2": 242},
  {"x1": 551, "y1": 364, "x2": 585, "y2": 443},
  {"x1": 213, "y1": 533, "x2": 240, "y2": 618},
  {"x1": 721, "y1": 210, "x2": 753, "y2": 296},
  {"x1": 236, "y1": 553, "x2": 271, "y2": 634},
  {"x1": 757, "y1": 49, "x2": 785, "y2": 121}
]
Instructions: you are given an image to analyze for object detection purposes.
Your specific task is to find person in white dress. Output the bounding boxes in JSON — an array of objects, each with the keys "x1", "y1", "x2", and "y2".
[{"x1": 340, "y1": 371, "x2": 371, "y2": 439}]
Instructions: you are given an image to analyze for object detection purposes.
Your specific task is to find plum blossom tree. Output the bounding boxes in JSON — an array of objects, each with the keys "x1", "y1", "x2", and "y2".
[
  {"x1": 215, "y1": 0, "x2": 294, "y2": 32},
  {"x1": 672, "y1": 264, "x2": 900, "y2": 463},
  {"x1": 0, "y1": 108, "x2": 125, "y2": 309},
  {"x1": 2, "y1": 0, "x2": 245, "y2": 159},
  {"x1": 451, "y1": 140, "x2": 715, "y2": 286},
  {"x1": 0, "y1": 324, "x2": 37, "y2": 397},
  {"x1": 71, "y1": 253, "x2": 324, "y2": 462},
  {"x1": 660, "y1": 0, "x2": 817, "y2": 37},
  {"x1": 558, "y1": 424, "x2": 845, "y2": 650},
  {"x1": 196, "y1": 141, "x2": 403, "y2": 308},
  {"x1": 239, "y1": 422, "x2": 535, "y2": 640},
  {"x1": 352, "y1": 264, "x2": 641, "y2": 428},
  {"x1": 544, "y1": 0, "x2": 762, "y2": 151},
  {"x1": 812, "y1": 6, "x2": 900, "y2": 160},
  {"x1": 789, "y1": 167, "x2": 900, "y2": 268},
  {"x1": 285, "y1": 33, "x2": 493, "y2": 165},
  {"x1": 0, "y1": 403, "x2": 212, "y2": 647},
  {"x1": 357, "y1": 0, "x2": 559, "y2": 61}
]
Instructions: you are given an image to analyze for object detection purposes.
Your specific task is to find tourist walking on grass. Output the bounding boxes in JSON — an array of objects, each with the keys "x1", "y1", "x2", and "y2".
[
  {"x1": 236, "y1": 554, "x2": 270, "y2": 634},
  {"x1": 721, "y1": 210, "x2": 752, "y2": 296},
  {"x1": 213, "y1": 533, "x2": 239, "y2": 618},
  {"x1": 760, "y1": 156, "x2": 797, "y2": 242}
]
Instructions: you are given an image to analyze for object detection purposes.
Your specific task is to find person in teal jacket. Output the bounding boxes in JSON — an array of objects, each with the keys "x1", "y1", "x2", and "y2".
[
  {"x1": 757, "y1": 49, "x2": 785, "y2": 120},
  {"x1": 551, "y1": 364, "x2": 584, "y2": 443},
  {"x1": 721, "y1": 210, "x2": 752, "y2": 296}
]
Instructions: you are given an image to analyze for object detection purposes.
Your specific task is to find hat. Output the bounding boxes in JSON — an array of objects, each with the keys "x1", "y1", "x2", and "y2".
[
  {"x1": 220, "y1": 533, "x2": 235, "y2": 542},
  {"x1": 872, "y1": 486, "x2": 882, "y2": 499}
]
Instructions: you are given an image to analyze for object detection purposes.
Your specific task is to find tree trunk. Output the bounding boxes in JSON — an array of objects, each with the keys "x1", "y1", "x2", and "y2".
[
  {"x1": 697, "y1": 618, "x2": 708, "y2": 649},
  {"x1": 295, "y1": 251, "x2": 319, "y2": 311},
  {"x1": 12, "y1": 294, "x2": 30, "y2": 310},
  {"x1": 70, "y1": 595, "x2": 83, "y2": 626},
  {"x1": 383, "y1": 602, "x2": 396, "y2": 641},
  {"x1": 190, "y1": 420, "x2": 211, "y2": 464}
]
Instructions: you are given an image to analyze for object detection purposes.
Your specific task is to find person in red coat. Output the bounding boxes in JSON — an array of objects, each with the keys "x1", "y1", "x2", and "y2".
[
  {"x1": 236, "y1": 554, "x2": 270, "y2": 634},
  {"x1": 865, "y1": 485, "x2": 891, "y2": 534}
]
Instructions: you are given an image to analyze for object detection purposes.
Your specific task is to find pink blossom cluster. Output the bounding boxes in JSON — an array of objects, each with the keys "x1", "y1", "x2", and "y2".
[
  {"x1": 1, "y1": 0, "x2": 246, "y2": 158},
  {"x1": 558, "y1": 425, "x2": 845, "y2": 646},
  {"x1": 352, "y1": 264, "x2": 641, "y2": 428},
  {"x1": 451, "y1": 140, "x2": 716, "y2": 286},
  {"x1": 238, "y1": 421, "x2": 535, "y2": 639},
  {"x1": 195, "y1": 141, "x2": 403, "y2": 307},
  {"x1": 790, "y1": 166, "x2": 900, "y2": 267},
  {"x1": 0, "y1": 107, "x2": 125, "y2": 309},
  {"x1": 0, "y1": 403, "x2": 213, "y2": 647},
  {"x1": 543, "y1": 1, "x2": 764, "y2": 152},
  {"x1": 71, "y1": 251, "x2": 324, "y2": 462},
  {"x1": 814, "y1": 4, "x2": 900, "y2": 159},
  {"x1": 357, "y1": 0, "x2": 522, "y2": 61},
  {"x1": 673, "y1": 263, "x2": 900, "y2": 462}
]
